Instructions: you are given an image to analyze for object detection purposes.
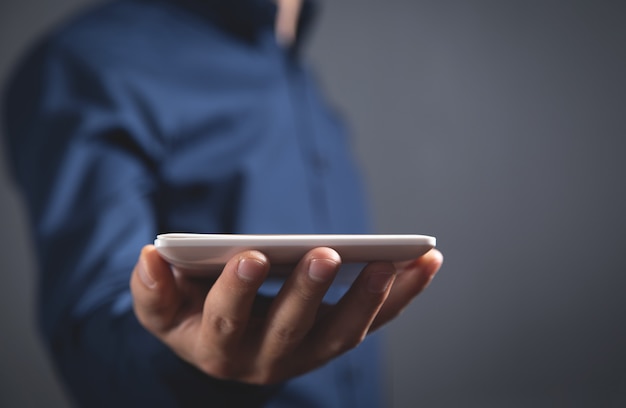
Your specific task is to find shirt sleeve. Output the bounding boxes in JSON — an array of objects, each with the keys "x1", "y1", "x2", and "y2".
[{"x1": 2, "y1": 39, "x2": 280, "y2": 408}]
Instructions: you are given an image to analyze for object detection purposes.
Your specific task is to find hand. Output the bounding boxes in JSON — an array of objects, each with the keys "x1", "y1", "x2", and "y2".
[{"x1": 130, "y1": 245, "x2": 442, "y2": 384}]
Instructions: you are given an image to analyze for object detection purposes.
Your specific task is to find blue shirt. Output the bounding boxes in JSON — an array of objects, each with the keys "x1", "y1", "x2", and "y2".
[{"x1": 3, "y1": 0, "x2": 383, "y2": 406}]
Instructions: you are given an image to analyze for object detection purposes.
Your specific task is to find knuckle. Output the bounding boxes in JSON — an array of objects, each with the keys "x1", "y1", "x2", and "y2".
[
  {"x1": 133, "y1": 303, "x2": 170, "y2": 334},
  {"x1": 247, "y1": 369, "x2": 281, "y2": 385},
  {"x1": 197, "y1": 358, "x2": 238, "y2": 380},
  {"x1": 199, "y1": 361, "x2": 282, "y2": 385},
  {"x1": 206, "y1": 315, "x2": 245, "y2": 336},
  {"x1": 270, "y1": 324, "x2": 308, "y2": 345},
  {"x1": 293, "y1": 283, "x2": 320, "y2": 302},
  {"x1": 327, "y1": 332, "x2": 366, "y2": 356}
]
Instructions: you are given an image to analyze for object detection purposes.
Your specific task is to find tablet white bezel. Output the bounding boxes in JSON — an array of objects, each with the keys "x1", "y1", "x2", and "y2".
[{"x1": 154, "y1": 233, "x2": 436, "y2": 275}]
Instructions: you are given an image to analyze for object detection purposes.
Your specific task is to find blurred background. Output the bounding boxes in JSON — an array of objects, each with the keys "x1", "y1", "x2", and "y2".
[{"x1": 1, "y1": 0, "x2": 625, "y2": 407}]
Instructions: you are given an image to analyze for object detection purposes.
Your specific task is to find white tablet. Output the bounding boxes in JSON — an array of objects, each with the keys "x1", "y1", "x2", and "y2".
[{"x1": 154, "y1": 233, "x2": 436, "y2": 276}]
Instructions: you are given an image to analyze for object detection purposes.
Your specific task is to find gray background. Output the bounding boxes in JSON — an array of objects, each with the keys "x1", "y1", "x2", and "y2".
[{"x1": 1, "y1": 0, "x2": 625, "y2": 407}]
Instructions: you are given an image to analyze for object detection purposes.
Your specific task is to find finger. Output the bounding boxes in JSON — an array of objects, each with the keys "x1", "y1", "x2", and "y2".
[
  {"x1": 369, "y1": 249, "x2": 443, "y2": 332},
  {"x1": 199, "y1": 251, "x2": 269, "y2": 357},
  {"x1": 130, "y1": 245, "x2": 183, "y2": 335},
  {"x1": 261, "y1": 247, "x2": 341, "y2": 358},
  {"x1": 309, "y1": 262, "x2": 396, "y2": 359}
]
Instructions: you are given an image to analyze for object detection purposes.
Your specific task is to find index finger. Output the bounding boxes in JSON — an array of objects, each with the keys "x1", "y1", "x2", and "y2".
[{"x1": 198, "y1": 251, "x2": 270, "y2": 355}]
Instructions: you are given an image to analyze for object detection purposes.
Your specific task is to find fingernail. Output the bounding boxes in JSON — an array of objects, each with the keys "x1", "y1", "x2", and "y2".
[
  {"x1": 138, "y1": 261, "x2": 156, "y2": 288},
  {"x1": 237, "y1": 258, "x2": 265, "y2": 282},
  {"x1": 308, "y1": 259, "x2": 338, "y2": 283},
  {"x1": 367, "y1": 271, "x2": 395, "y2": 293}
]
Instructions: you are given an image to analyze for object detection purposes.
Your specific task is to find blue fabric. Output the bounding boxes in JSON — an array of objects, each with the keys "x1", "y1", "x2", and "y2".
[{"x1": 3, "y1": 0, "x2": 383, "y2": 406}]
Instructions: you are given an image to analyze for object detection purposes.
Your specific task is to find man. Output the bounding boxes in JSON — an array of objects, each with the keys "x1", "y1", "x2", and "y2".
[{"x1": 3, "y1": 0, "x2": 442, "y2": 406}]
